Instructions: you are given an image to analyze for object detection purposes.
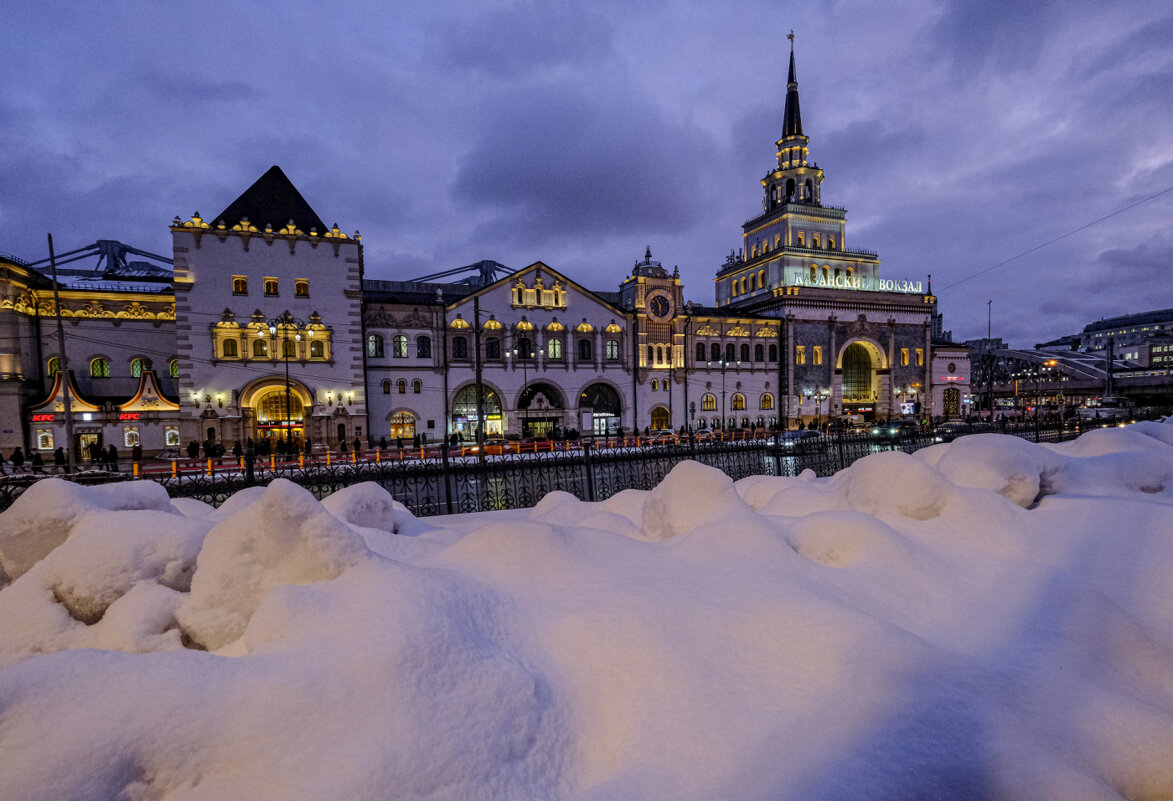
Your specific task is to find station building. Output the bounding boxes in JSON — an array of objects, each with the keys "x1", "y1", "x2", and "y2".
[{"x1": 0, "y1": 42, "x2": 969, "y2": 456}]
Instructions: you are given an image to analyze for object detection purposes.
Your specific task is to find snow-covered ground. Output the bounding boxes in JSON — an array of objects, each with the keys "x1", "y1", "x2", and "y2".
[{"x1": 2, "y1": 424, "x2": 1173, "y2": 800}]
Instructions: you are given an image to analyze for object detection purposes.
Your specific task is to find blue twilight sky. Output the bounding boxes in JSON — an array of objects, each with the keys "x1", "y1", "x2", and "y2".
[{"x1": 2, "y1": 0, "x2": 1171, "y2": 346}]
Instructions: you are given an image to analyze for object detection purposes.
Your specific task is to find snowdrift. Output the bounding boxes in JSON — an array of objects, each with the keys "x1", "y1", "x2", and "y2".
[{"x1": 2, "y1": 427, "x2": 1173, "y2": 800}]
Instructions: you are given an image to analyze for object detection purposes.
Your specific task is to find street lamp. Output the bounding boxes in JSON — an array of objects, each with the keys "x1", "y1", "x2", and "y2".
[
  {"x1": 816, "y1": 388, "x2": 829, "y2": 427},
  {"x1": 706, "y1": 358, "x2": 740, "y2": 430},
  {"x1": 267, "y1": 311, "x2": 308, "y2": 451},
  {"x1": 507, "y1": 339, "x2": 532, "y2": 437}
]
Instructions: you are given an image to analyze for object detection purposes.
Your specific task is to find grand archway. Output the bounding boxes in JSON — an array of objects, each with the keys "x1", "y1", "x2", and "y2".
[
  {"x1": 517, "y1": 382, "x2": 564, "y2": 437},
  {"x1": 579, "y1": 382, "x2": 622, "y2": 435},
  {"x1": 838, "y1": 340, "x2": 885, "y2": 420},
  {"x1": 388, "y1": 410, "x2": 417, "y2": 441},
  {"x1": 650, "y1": 405, "x2": 670, "y2": 430},
  {"x1": 251, "y1": 385, "x2": 309, "y2": 448},
  {"x1": 451, "y1": 384, "x2": 504, "y2": 438}
]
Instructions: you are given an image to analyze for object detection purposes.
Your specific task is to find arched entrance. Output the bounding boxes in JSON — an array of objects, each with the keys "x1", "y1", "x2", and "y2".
[
  {"x1": 518, "y1": 382, "x2": 564, "y2": 437},
  {"x1": 579, "y1": 382, "x2": 622, "y2": 435},
  {"x1": 388, "y1": 410, "x2": 416, "y2": 440},
  {"x1": 943, "y1": 387, "x2": 961, "y2": 419},
  {"x1": 451, "y1": 384, "x2": 503, "y2": 438},
  {"x1": 839, "y1": 340, "x2": 885, "y2": 421},
  {"x1": 650, "y1": 405, "x2": 670, "y2": 431},
  {"x1": 254, "y1": 386, "x2": 306, "y2": 448}
]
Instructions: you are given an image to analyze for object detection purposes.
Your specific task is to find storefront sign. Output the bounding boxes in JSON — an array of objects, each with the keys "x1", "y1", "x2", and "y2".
[
  {"x1": 32, "y1": 413, "x2": 56, "y2": 422},
  {"x1": 119, "y1": 412, "x2": 141, "y2": 421},
  {"x1": 790, "y1": 273, "x2": 924, "y2": 294},
  {"x1": 938, "y1": 376, "x2": 967, "y2": 382}
]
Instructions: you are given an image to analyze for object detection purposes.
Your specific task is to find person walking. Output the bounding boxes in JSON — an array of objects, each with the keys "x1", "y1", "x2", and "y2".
[
  {"x1": 131, "y1": 443, "x2": 143, "y2": 470},
  {"x1": 106, "y1": 444, "x2": 118, "y2": 473},
  {"x1": 244, "y1": 439, "x2": 256, "y2": 484},
  {"x1": 30, "y1": 452, "x2": 44, "y2": 474},
  {"x1": 186, "y1": 441, "x2": 199, "y2": 460},
  {"x1": 232, "y1": 440, "x2": 242, "y2": 459},
  {"x1": 353, "y1": 436, "x2": 361, "y2": 456},
  {"x1": 11, "y1": 447, "x2": 26, "y2": 473}
]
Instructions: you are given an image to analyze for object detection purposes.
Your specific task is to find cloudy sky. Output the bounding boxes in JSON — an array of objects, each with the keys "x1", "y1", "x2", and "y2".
[{"x1": 3, "y1": 0, "x2": 1171, "y2": 345}]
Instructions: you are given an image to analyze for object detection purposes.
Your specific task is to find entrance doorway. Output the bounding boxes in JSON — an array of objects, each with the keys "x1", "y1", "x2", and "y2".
[
  {"x1": 388, "y1": 411, "x2": 416, "y2": 440},
  {"x1": 943, "y1": 386, "x2": 961, "y2": 419},
  {"x1": 253, "y1": 387, "x2": 305, "y2": 448},
  {"x1": 518, "y1": 382, "x2": 564, "y2": 437},
  {"x1": 650, "y1": 406, "x2": 670, "y2": 430},
  {"x1": 841, "y1": 341, "x2": 883, "y2": 420},
  {"x1": 451, "y1": 384, "x2": 504, "y2": 438},
  {"x1": 77, "y1": 432, "x2": 103, "y2": 462},
  {"x1": 580, "y1": 382, "x2": 622, "y2": 435}
]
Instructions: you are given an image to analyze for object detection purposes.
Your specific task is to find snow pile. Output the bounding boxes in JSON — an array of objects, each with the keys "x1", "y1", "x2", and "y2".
[{"x1": 2, "y1": 428, "x2": 1173, "y2": 800}]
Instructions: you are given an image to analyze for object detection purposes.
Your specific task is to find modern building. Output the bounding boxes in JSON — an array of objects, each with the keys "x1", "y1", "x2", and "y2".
[{"x1": 0, "y1": 42, "x2": 970, "y2": 457}]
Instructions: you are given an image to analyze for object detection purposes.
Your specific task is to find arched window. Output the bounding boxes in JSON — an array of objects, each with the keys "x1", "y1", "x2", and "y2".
[
  {"x1": 805, "y1": 179, "x2": 813, "y2": 199},
  {"x1": 486, "y1": 337, "x2": 501, "y2": 359},
  {"x1": 295, "y1": 279, "x2": 309, "y2": 297},
  {"x1": 367, "y1": 334, "x2": 384, "y2": 358},
  {"x1": 232, "y1": 276, "x2": 248, "y2": 294},
  {"x1": 731, "y1": 393, "x2": 746, "y2": 411},
  {"x1": 740, "y1": 343, "x2": 750, "y2": 362},
  {"x1": 548, "y1": 338, "x2": 563, "y2": 359},
  {"x1": 169, "y1": 359, "x2": 179, "y2": 378},
  {"x1": 310, "y1": 340, "x2": 324, "y2": 358},
  {"x1": 702, "y1": 393, "x2": 717, "y2": 411},
  {"x1": 416, "y1": 336, "x2": 431, "y2": 358},
  {"x1": 731, "y1": 281, "x2": 739, "y2": 297},
  {"x1": 725, "y1": 343, "x2": 735, "y2": 362},
  {"x1": 810, "y1": 265, "x2": 817, "y2": 282},
  {"x1": 517, "y1": 337, "x2": 533, "y2": 359},
  {"x1": 696, "y1": 343, "x2": 705, "y2": 363},
  {"x1": 606, "y1": 339, "x2": 620, "y2": 360},
  {"x1": 452, "y1": 336, "x2": 468, "y2": 359},
  {"x1": 740, "y1": 277, "x2": 747, "y2": 294},
  {"x1": 663, "y1": 380, "x2": 670, "y2": 392},
  {"x1": 656, "y1": 345, "x2": 664, "y2": 364},
  {"x1": 282, "y1": 339, "x2": 297, "y2": 358},
  {"x1": 47, "y1": 357, "x2": 60, "y2": 375},
  {"x1": 710, "y1": 343, "x2": 720, "y2": 362},
  {"x1": 829, "y1": 236, "x2": 836, "y2": 250},
  {"x1": 760, "y1": 393, "x2": 775, "y2": 410},
  {"x1": 846, "y1": 267, "x2": 854, "y2": 279},
  {"x1": 413, "y1": 379, "x2": 422, "y2": 394},
  {"x1": 381, "y1": 379, "x2": 391, "y2": 394},
  {"x1": 578, "y1": 339, "x2": 592, "y2": 361},
  {"x1": 795, "y1": 345, "x2": 806, "y2": 365},
  {"x1": 90, "y1": 358, "x2": 110, "y2": 378},
  {"x1": 754, "y1": 343, "x2": 764, "y2": 362},
  {"x1": 222, "y1": 340, "x2": 239, "y2": 358},
  {"x1": 392, "y1": 335, "x2": 408, "y2": 358},
  {"x1": 130, "y1": 358, "x2": 143, "y2": 378},
  {"x1": 758, "y1": 270, "x2": 765, "y2": 289},
  {"x1": 769, "y1": 344, "x2": 778, "y2": 362},
  {"x1": 651, "y1": 379, "x2": 658, "y2": 391},
  {"x1": 264, "y1": 277, "x2": 279, "y2": 296},
  {"x1": 397, "y1": 379, "x2": 407, "y2": 394},
  {"x1": 822, "y1": 265, "x2": 829, "y2": 280}
]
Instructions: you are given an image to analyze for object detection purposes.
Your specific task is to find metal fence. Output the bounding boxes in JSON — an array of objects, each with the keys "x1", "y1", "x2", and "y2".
[{"x1": 0, "y1": 419, "x2": 1119, "y2": 517}]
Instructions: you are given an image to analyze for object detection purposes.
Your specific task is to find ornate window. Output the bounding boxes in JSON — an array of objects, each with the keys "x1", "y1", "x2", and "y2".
[
  {"x1": 606, "y1": 339, "x2": 620, "y2": 360},
  {"x1": 695, "y1": 343, "x2": 705, "y2": 362},
  {"x1": 47, "y1": 357, "x2": 60, "y2": 375},
  {"x1": 367, "y1": 334, "x2": 384, "y2": 358},
  {"x1": 232, "y1": 276, "x2": 248, "y2": 294},
  {"x1": 813, "y1": 346, "x2": 823, "y2": 365},
  {"x1": 516, "y1": 337, "x2": 534, "y2": 359},
  {"x1": 166, "y1": 426, "x2": 180, "y2": 447},
  {"x1": 169, "y1": 358, "x2": 179, "y2": 378},
  {"x1": 547, "y1": 338, "x2": 563, "y2": 359},
  {"x1": 381, "y1": 379, "x2": 391, "y2": 394},
  {"x1": 809, "y1": 264, "x2": 817, "y2": 282},
  {"x1": 795, "y1": 346, "x2": 806, "y2": 365},
  {"x1": 485, "y1": 337, "x2": 501, "y2": 360},
  {"x1": 253, "y1": 339, "x2": 268, "y2": 358},
  {"x1": 222, "y1": 340, "x2": 239, "y2": 358},
  {"x1": 710, "y1": 343, "x2": 720, "y2": 362},
  {"x1": 651, "y1": 379, "x2": 659, "y2": 391},
  {"x1": 282, "y1": 339, "x2": 297, "y2": 358},
  {"x1": 760, "y1": 393, "x2": 775, "y2": 410},
  {"x1": 578, "y1": 339, "x2": 592, "y2": 361},
  {"x1": 901, "y1": 348, "x2": 909, "y2": 366},
  {"x1": 758, "y1": 270, "x2": 765, "y2": 289},
  {"x1": 397, "y1": 379, "x2": 407, "y2": 394},
  {"x1": 701, "y1": 393, "x2": 717, "y2": 411},
  {"x1": 123, "y1": 427, "x2": 140, "y2": 448},
  {"x1": 417, "y1": 336, "x2": 432, "y2": 359},
  {"x1": 392, "y1": 335, "x2": 408, "y2": 358},
  {"x1": 90, "y1": 358, "x2": 110, "y2": 378},
  {"x1": 412, "y1": 379, "x2": 421, "y2": 394},
  {"x1": 754, "y1": 343, "x2": 764, "y2": 362},
  {"x1": 731, "y1": 393, "x2": 747, "y2": 411},
  {"x1": 740, "y1": 344, "x2": 750, "y2": 362},
  {"x1": 769, "y1": 344, "x2": 778, "y2": 362},
  {"x1": 130, "y1": 358, "x2": 144, "y2": 378},
  {"x1": 264, "y1": 277, "x2": 278, "y2": 296},
  {"x1": 452, "y1": 336, "x2": 469, "y2": 359},
  {"x1": 295, "y1": 279, "x2": 309, "y2": 297},
  {"x1": 37, "y1": 429, "x2": 53, "y2": 450},
  {"x1": 725, "y1": 343, "x2": 735, "y2": 362},
  {"x1": 309, "y1": 340, "x2": 324, "y2": 358}
]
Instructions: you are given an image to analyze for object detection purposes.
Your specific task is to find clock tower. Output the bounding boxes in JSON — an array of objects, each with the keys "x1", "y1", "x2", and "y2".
[{"x1": 619, "y1": 246, "x2": 686, "y2": 375}]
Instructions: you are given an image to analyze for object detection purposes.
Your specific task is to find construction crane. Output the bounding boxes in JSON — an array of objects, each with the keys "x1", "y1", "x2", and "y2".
[
  {"x1": 408, "y1": 259, "x2": 516, "y2": 287},
  {"x1": 24, "y1": 239, "x2": 173, "y2": 276}
]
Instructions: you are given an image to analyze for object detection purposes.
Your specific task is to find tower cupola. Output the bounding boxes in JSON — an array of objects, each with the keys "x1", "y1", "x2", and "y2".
[{"x1": 762, "y1": 32, "x2": 824, "y2": 211}]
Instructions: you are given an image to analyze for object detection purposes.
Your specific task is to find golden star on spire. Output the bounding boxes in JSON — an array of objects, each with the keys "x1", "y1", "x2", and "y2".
[{"x1": 787, "y1": 29, "x2": 795, "y2": 43}]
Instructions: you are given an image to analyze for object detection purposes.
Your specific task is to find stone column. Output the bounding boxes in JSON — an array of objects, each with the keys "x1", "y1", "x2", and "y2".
[{"x1": 887, "y1": 320, "x2": 897, "y2": 417}]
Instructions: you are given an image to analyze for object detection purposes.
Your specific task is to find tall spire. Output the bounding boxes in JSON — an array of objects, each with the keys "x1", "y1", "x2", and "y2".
[{"x1": 782, "y1": 31, "x2": 803, "y2": 138}]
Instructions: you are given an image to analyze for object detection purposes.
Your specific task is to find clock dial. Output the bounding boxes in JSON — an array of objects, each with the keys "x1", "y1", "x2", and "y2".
[{"x1": 647, "y1": 292, "x2": 672, "y2": 321}]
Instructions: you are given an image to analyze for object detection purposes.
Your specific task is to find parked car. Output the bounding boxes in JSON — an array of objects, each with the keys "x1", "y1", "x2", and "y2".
[
  {"x1": 935, "y1": 421, "x2": 997, "y2": 442},
  {"x1": 871, "y1": 420, "x2": 919, "y2": 440},
  {"x1": 781, "y1": 429, "x2": 826, "y2": 451},
  {"x1": 481, "y1": 437, "x2": 512, "y2": 455}
]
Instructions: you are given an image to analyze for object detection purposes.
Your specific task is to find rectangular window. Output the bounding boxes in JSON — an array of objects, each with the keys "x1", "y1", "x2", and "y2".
[
  {"x1": 295, "y1": 279, "x2": 309, "y2": 297},
  {"x1": 264, "y1": 277, "x2": 279, "y2": 296},
  {"x1": 795, "y1": 345, "x2": 806, "y2": 365},
  {"x1": 36, "y1": 429, "x2": 53, "y2": 450},
  {"x1": 124, "y1": 427, "x2": 140, "y2": 448},
  {"x1": 166, "y1": 426, "x2": 180, "y2": 447},
  {"x1": 813, "y1": 346, "x2": 823, "y2": 365},
  {"x1": 916, "y1": 348, "x2": 924, "y2": 366},
  {"x1": 232, "y1": 276, "x2": 248, "y2": 295},
  {"x1": 901, "y1": 348, "x2": 909, "y2": 366}
]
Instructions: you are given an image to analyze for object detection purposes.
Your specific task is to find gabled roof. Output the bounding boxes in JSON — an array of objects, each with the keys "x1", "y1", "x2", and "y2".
[
  {"x1": 446, "y1": 261, "x2": 624, "y2": 315},
  {"x1": 214, "y1": 166, "x2": 327, "y2": 233}
]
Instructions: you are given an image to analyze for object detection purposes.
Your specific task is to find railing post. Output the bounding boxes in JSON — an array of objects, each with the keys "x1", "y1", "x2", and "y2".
[
  {"x1": 772, "y1": 432, "x2": 784, "y2": 477},
  {"x1": 583, "y1": 437, "x2": 597, "y2": 502},
  {"x1": 441, "y1": 441, "x2": 454, "y2": 515},
  {"x1": 837, "y1": 428, "x2": 847, "y2": 472}
]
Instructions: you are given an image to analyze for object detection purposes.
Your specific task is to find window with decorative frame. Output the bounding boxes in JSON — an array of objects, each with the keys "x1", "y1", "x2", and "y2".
[
  {"x1": 392, "y1": 335, "x2": 408, "y2": 358},
  {"x1": 367, "y1": 334, "x2": 384, "y2": 358},
  {"x1": 90, "y1": 358, "x2": 110, "y2": 378},
  {"x1": 813, "y1": 346, "x2": 823, "y2": 365},
  {"x1": 701, "y1": 393, "x2": 717, "y2": 411},
  {"x1": 397, "y1": 380, "x2": 407, "y2": 394},
  {"x1": 731, "y1": 393, "x2": 746, "y2": 411},
  {"x1": 795, "y1": 346, "x2": 806, "y2": 365},
  {"x1": 166, "y1": 426, "x2": 180, "y2": 447},
  {"x1": 123, "y1": 427, "x2": 140, "y2": 448},
  {"x1": 47, "y1": 357, "x2": 60, "y2": 375},
  {"x1": 382, "y1": 379, "x2": 391, "y2": 394},
  {"x1": 452, "y1": 336, "x2": 469, "y2": 359},
  {"x1": 294, "y1": 279, "x2": 309, "y2": 297},
  {"x1": 222, "y1": 339, "x2": 239, "y2": 358},
  {"x1": 232, "y1": 276, "x2": 248, "y2": 295},
  {"x1": 169, "y1": 359, "x2": 179, "y2": 377},
  {"x1": 760, "y1": 393, "x2": 775, "y2": 410},
  {"x1": 606, "y1": 339, "x2": 620, "y2": 360},
  {"x1": 36, "y1": 429, "x2": 53, "y2": 450},
  {"x1": 412, "y1": 379, "x2": 421, "y2": 394},
  {"x1": 417, "y1": 336, "x2": 432, "y2": 358}
]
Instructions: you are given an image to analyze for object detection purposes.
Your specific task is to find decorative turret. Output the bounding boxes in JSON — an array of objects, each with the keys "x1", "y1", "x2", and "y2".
[{"x1": 761, "y1": 32, "x2": 823, "y2": 211}]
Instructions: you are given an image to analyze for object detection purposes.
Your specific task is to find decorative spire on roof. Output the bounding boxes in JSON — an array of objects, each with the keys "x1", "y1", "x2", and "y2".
[{"x1": 782, "y1": 31, "x2": 803, "y2": 139}]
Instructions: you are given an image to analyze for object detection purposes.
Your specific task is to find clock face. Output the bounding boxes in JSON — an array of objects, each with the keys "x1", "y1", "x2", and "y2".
[{"x1": 647, "y1": 291, "x2": 673, "y2": 321}]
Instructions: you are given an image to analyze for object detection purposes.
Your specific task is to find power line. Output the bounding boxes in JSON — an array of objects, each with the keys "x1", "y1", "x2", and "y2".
[{"x1": 941, "y1": 185, "x2": 1173, "y2": 292}]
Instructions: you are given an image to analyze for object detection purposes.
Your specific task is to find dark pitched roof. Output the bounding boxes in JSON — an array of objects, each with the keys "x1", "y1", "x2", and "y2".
[{"x1": 215, "y1": 166, "x2": 327, "y2": 233}]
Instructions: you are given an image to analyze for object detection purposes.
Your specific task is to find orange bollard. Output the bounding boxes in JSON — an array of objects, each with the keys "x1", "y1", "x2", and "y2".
[
  {"x1": 206, "y1": 458, "x2": 213, "y2": 476},
  {"x1": 270, "y1": 455, "x2": 275, "y2": 471},
  {"x1": 133, "y1": 462, "x2": 140, "y2": 478},
  {"x1": 299, "y1": 453, "x2": 304, "y2": 469},
  {"x1": 352, "y1": 450, "x2": 357, "y2": 464},
  {"x1": 376, "y1": 449, "x2": 381, "y2": 463},
  {"x1": 240, "y1": 457, "x2": 245, "y2": 471},
  {"x1": 326, "y1": 451, "x2": 332, "y2": 467},
  {"x1": 171, "y1": 461, "x2": 177, "y2": 478}
]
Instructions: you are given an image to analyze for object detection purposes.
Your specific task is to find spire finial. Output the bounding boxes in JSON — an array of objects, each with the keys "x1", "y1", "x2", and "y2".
[{"x1": 787, "y1": 29, "x2": 794, "y2": 46}]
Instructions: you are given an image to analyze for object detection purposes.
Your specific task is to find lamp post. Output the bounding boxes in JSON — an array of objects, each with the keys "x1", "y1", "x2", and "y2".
[
  {"x1": 266, "y1": 311, "x2": 308, "y2": 451},
  {"x1": 509, "y1": 338, "x2": 532, "y2": 436},
  {"x1": 706, "y1": 358, "x2": 741, "y2": 430},
  {"x1": 816, "y1": 388, "x2": 829, "y2": 427}
]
